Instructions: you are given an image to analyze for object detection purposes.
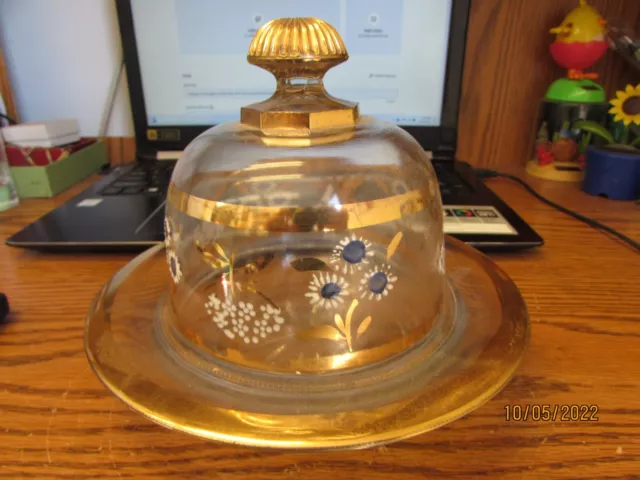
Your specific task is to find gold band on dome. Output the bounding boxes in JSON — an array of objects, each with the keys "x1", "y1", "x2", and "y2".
[{"x1": 167, "y1": 183, "x2": 427, "y2": 232}]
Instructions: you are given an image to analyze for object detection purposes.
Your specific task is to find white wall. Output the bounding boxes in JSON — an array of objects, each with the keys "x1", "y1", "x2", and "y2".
[{"x1": 0, "y1": 0, "x2": 134, "y2": 137}]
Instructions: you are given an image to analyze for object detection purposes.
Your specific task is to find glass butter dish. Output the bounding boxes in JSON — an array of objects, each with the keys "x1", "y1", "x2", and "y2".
[{"x1": 85, "y1": 17, "x2": 529, "y2": 450}]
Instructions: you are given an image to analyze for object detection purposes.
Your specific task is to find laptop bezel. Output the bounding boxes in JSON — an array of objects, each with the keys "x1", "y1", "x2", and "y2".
[{"x1": 116, "y1": 0, "x2": 470, "y2": 158}]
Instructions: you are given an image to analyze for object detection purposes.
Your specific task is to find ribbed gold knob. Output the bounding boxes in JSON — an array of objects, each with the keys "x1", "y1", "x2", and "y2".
[
  {"x1": 248, "y1": 18, "x2": 348, "y2": 67},
  {"x1": 241, "y1": 17, "x2": 358, "y2": 138}
]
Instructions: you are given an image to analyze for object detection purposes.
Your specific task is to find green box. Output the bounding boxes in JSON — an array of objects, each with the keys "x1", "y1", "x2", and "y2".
[{"x1": 9, "y1": 141, "x2": 107, "y2": 198}]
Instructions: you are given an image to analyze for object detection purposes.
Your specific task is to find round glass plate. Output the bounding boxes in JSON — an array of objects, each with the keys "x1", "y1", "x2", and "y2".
[{"x1": 85, "y1": 237, "x2": 529, "y2": 450}]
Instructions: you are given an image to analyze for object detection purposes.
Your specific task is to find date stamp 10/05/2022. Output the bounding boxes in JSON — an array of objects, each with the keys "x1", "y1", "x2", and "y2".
[{"x1": 504, "y1": 404, "x2": 600, "y2": 422}]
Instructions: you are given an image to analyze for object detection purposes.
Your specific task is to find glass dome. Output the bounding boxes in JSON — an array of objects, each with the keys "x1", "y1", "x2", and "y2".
[
  {"x1": 162, "y1": 17, "x2": 445, "y2": 374},
  {"x1": 86, "y1": 16, "x2": 528, "y2": 449}
]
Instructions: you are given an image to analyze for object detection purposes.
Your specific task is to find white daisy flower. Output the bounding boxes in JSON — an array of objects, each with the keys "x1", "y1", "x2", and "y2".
[
  {"x1": 359, "y1": 264, "x2": 397, "y2": 301},
  {"x1": 166, "y1": 249, "x2": 182, "y2": 284},
  {"x1": 305, "y1": 272, "x2": 349, "y2": 309},
  {"x1": 329, "y1": 234, "x2": 374, "y2": 274},
  {"x1": 164, "y1": 217, "x2": 178, "y2": 247}
]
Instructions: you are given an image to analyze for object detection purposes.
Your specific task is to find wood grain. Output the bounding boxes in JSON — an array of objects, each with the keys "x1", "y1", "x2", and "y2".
[
  {"x1": 102, "y1": 137, "x2": 136, "y2": 165},
  {"x1": 121, "y1": 137, "x2": 136, "y2": 165},
  {"x1": 0, "y1": 172, "x2": 639, "y2": 479},
  {"x1": 0, "y1": 48, "x2": 19, "y2": 123},
  {"x1": 104, "y1": 137, "x2": 123, "y2": 166},
  {"x1": 459, "y1": 0, "x2": 640, "y2": 167}
]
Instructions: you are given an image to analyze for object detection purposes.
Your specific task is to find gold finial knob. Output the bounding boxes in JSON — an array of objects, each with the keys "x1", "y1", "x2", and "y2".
[
  {"x1": 248, "y1": 18, "x2": 348, "y2": 72},
  {"x1": 241, "y1": 18, "x2": 358, "y2": 138}
]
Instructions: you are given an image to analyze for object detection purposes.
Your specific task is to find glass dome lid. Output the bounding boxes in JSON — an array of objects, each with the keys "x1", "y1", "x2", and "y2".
[
  {"x1": 164, "y1": 17, "x2": 445, "y2": 374},
  {"x1": 85, "y1": 17, "x2": 529, "y2": 450}
]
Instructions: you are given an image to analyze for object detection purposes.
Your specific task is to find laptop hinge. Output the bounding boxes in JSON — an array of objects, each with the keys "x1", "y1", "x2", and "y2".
[
  {"x1": 432, "y1": 146, "x2": 456, "y2": 162},
  {"x1": 135, "y1": 151, "x2": 182, "y2": 162},
  {"x1": 156, "y1": 151, "x2": 183, "y2": 161},
  {"x1": 137, "y1": 152, "x2": 156, "y2": 162}
]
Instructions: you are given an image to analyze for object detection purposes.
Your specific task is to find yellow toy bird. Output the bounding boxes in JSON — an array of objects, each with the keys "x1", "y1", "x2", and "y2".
[{"x1": 549, "y1": 0, "x2": 608, "y2": 80}]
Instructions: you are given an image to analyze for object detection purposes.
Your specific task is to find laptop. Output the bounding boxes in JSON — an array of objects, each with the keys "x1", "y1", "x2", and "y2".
[{"x1": 6, "y1": 0, "x2": 543, "y2": 252}]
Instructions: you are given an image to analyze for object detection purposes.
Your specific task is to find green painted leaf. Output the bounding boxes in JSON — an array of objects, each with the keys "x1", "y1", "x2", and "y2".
[
  {"x1": 572, "y1": 120, "x2": 614, "y2": 144},
  {"x1": 290, "y1": 257, "x2": 327, "y2": 272}
]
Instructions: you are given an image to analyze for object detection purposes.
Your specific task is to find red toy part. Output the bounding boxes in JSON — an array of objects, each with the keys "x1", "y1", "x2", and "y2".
[
  {"x1": 536, "y1": 145, "x2": 555, "y2": 166},
  {"x1": 549, "y1": 40, "x2": 608, "y2": 70}
]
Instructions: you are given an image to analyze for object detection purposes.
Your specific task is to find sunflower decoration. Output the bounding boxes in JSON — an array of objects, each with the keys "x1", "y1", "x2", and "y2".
[
  {"x1": 609, "y1": 84, "x2": 640, "y2": 127},
  {"x1": 572, "y1": 83, "x2": 640, "y2": 152}
]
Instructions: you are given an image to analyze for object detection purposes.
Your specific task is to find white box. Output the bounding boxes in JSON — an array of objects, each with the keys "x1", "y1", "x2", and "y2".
[{"x1": 1, "y1": 119, "x2": 81, "y2": 148}]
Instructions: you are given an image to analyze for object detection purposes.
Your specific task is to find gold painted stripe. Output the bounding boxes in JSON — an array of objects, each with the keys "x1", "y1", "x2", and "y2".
[{"x1": 167, "y1": 183, "x2": 426, "y2": 232}]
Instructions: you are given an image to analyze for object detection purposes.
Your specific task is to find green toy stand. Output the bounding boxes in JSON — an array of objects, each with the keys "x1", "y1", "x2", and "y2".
[{"x1": 545, "y1": 78, "x2": 606, "y2": 103}]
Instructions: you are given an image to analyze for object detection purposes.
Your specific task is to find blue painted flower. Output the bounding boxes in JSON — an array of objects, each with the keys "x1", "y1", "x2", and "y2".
[
  {"x1": 166, "y1": 248, "x2": 182, "y2": 284},
  {"x1": 359, "y1": 264, "x2": 397, "y2": 301},
  {"x1": 330, "y1": 234, "x2": 374, "y2": 274},
  {"x1": 306, "y1": 272, "x2": 349, "y2": 309}
]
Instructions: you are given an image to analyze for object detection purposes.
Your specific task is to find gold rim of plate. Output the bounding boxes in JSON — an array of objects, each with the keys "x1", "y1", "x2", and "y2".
[{"x1": 85, "y1": 237, "x2": 529, "y2": 450}]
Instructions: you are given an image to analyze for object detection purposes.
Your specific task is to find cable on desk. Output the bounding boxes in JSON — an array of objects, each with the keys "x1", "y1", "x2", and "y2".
[
  {"x1": 0, "y1": 113, "x2": 17, "y2": 125},
  {"x1": 475, "y1": 168, "x2": 640, "y2": 253}
]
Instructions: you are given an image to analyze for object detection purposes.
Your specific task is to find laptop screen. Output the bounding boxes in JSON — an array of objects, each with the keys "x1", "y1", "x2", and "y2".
[{"x1": 130, "y1": 0, "x2": 452, "y2": 128}]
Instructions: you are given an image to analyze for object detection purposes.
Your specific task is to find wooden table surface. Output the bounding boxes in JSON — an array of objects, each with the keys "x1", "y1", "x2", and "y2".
[{"x1": 0, "y1": 173, "x2": 639, "y2": 479}]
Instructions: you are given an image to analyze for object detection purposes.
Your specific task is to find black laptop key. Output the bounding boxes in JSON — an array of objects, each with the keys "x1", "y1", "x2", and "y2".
[
  {"x1": 125, "y1": 172, "x2": 148, "y2": 179},
  {"x1": 434, "y1": 165, "x2": 471, "y2": 194},
  {"x1": 100, "y1": 186, "x2": 124, "y2": 196},
  {"x1": 114, "y1": 180, "x2": 147, "y2": 188},
  {"x1": 121, "y1": 186, "x2": 145, "y2": 195}
]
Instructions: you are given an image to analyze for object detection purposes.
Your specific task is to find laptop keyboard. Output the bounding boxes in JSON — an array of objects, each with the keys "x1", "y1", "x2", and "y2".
[
  {"x1": 98, "y1": 161, "x2": 469, "y2": 200},
  {"x1": 99, "y1": 161, "x2": 176, "y2": 196},
  {"x1": 433, "y1": 162, "x2": 472, "y2": 198}
]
